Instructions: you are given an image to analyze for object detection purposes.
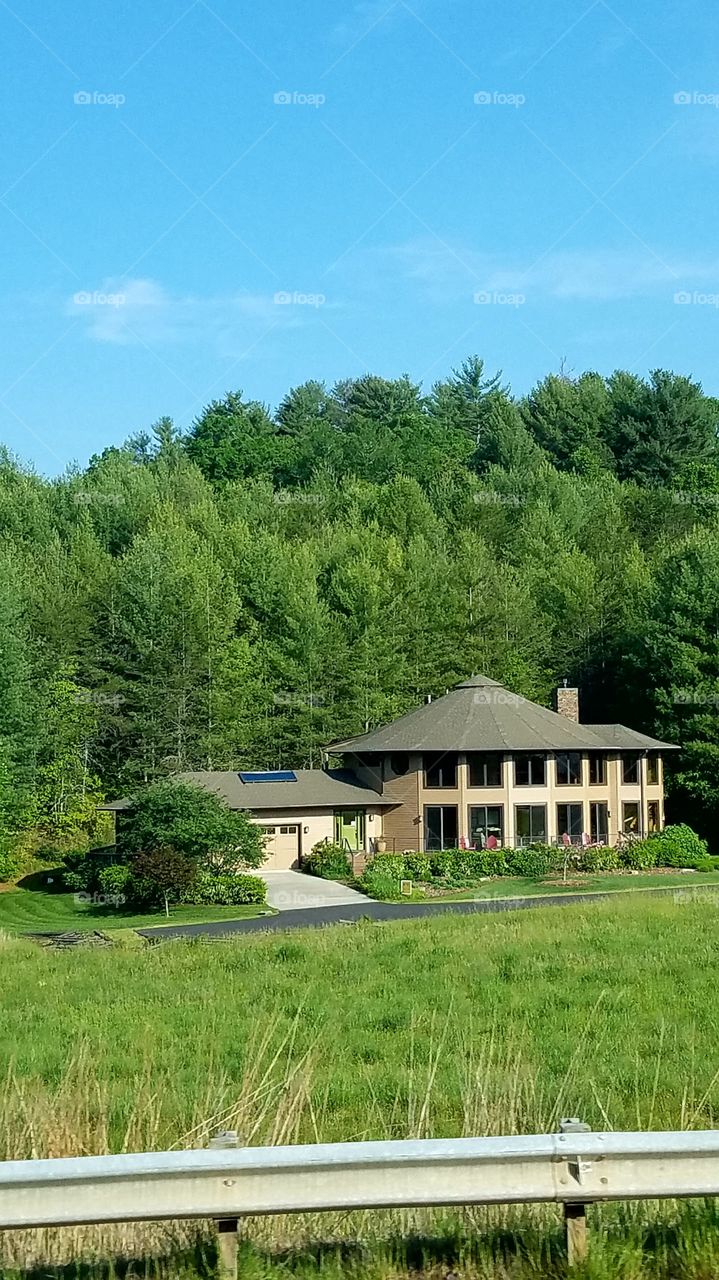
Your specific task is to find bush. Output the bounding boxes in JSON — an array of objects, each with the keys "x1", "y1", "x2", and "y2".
[
  {"x1": 577, "y1": 844, "x2": 620, "y2": 872},
  {"x1": 359, "y1": 853, "x2": 406, "y2": 899},
  {"x1": 98, "y1": 863, "x2": 131, "y2": 899},
  {"x1": 618, "y1": 839, "x2": 657, "y2": 871},
  {"x1": 643, "y1": 824, "x2": 707, "y2": 869},
  {"x1": 696, "y1": 855, "x2": 719, "y2": 873},
  {"x1": 184, "y1": 871, "x2": 266, "y2": 905},
  {"x1": 129, "y1": 846, "x2": 197, "y2": 908},
  {"x1": 402, "y1": 852, "x2": 432, "y2": 882},
  {"x1": 303, "y1": 841, "x2": 351, "y2": 880},
  {"x1": 505, "y1": 844, "x2": 561, "y2": 878},
  {"x1": 61, "y1": 851, "x2": 101, "y2": 894}
]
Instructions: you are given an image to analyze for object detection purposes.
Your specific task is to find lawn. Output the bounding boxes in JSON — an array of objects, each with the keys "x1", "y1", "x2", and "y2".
[
  {"x1": 1, "y1": 894, "x2": 719, "y2": 1276},
  {"x1": 404, "y1": 868, "x2": 719, "y2": 902},
  {"x1": 0, "y1": 884, "x2": 272, "y2": 933}
]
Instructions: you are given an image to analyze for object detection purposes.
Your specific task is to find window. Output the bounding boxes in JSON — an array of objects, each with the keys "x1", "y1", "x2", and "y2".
[
  {"x1": 515, "y1": 805, "x2": 547, "y2": 845},
  {"x1": 389, "y1": 753, "x2": 409, "y2": 777},
  {"x1": 557, "y1": 803, "x2": 584, "y2": 840},
  {"x1": 622, "y1": 802, "x2": 640, "y2": 834},
  {"x1": 590, "y1": 802, "x2": 608, "y2": 842},
  {"x1": 514, "y1": 754, "x2": 546, "y2": 786},
  {"x1": 424, "y1": 754, "x2": 457, "y2": 788},
  {"x1": 334, "y1": 811, "x2": 366, "y2": 851},
  {"x1": 622, "y1": 754, "x2": 640, "y2": 784},
  {"x1": 279, "y1": 825, "x2": 298, "y2": 835},
  {"x1": 424, "y1": 805, "x2": 458, "y2": 851},
  {"x1": 588, "y1": 754, "x2": 607, "y2": 785},
  {"x1": 647, "y1": 754, "x2": 659, "y2": 785},
  {"x1": 556, "y1": 753, "x2": 582, "y2": 785},
  {"x1": 647, "y1": 800, "x2": 660, "y2": 832},
  {"x1": 468, "y1": 805, "x2": 504, "y2": 847},
  {"x1": 467, "y1": 753, "x2": 503, "y2": 787}
]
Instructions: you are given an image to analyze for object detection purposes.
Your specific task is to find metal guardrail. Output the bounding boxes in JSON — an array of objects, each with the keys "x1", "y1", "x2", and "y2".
[{"x1": 1, "y1": 1124, "x2": 719, "y2": 1275}]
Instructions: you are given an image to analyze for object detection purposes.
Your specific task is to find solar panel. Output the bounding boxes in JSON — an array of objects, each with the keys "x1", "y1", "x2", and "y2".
[{"x1": 239, "y1": 770, "x2": 297, "y2": 783}]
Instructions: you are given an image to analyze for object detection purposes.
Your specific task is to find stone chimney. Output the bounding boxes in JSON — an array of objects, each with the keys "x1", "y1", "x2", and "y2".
[{"x1": 554, "y1": 681, "x2": 579, "y2": 722}]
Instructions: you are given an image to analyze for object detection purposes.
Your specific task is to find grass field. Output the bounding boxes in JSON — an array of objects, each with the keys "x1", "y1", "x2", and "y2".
[
  {"x1": 0, "y1": 886, "x2": 272, "y2": 933},
  {"x1": 2, "y1": 894, "x2": 719, "y2": 1277}
]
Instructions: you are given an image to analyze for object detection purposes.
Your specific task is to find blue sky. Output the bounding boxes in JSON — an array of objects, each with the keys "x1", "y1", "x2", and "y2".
[{"x1": 2, "y1": 0, "x2": 719, "y2": 473}]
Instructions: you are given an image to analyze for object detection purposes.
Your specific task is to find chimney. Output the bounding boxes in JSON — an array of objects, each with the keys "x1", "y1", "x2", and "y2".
[{"x1": 553, "y1": 680, "x2": 579, "y2": 722}]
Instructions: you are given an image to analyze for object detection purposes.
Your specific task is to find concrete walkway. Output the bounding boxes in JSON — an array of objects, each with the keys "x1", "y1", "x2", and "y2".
[{"x1": 255, "y1": 870, "x2": 368, "y2": 911}]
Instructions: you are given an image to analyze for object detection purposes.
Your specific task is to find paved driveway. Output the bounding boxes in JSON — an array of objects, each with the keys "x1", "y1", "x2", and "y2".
[{"x1": 255, "y1": 870, "x2": 369, "y2": 911}]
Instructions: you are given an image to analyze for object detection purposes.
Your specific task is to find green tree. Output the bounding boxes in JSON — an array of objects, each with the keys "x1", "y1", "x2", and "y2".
[{"x1": 118, "y1": 779, "x2": 266, "y2": 870}]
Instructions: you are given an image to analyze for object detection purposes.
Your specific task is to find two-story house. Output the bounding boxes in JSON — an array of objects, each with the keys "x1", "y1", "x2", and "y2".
[{"x1": 327, "y1": 675, "x2": 677, "y2": 854}]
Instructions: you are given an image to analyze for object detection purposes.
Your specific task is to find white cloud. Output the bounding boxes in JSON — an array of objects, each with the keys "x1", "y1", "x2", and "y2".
[
  {"x1": 370, "y1": 238, "x2": 719, "y2": 302},
  {"x1": 67, "y1": 279, "x2": 324, "y2": 354}
]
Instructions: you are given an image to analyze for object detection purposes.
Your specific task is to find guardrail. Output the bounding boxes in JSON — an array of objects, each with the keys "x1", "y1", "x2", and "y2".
[{"x1": 2, "y1": 1121, "x2": 719, "y2": 1276}]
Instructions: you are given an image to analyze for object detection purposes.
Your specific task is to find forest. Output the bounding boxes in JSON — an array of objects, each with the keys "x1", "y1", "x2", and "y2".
[{"x1": 2, "y1": 356, "x2": 719, "y2": 872}]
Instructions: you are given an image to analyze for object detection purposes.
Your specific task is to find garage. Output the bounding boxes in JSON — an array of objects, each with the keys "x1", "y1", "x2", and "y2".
[{"x1": 259, "y1": 823, "x2": 300, "y2": 870}]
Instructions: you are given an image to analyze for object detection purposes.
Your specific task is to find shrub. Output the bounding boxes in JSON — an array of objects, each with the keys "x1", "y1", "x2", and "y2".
[
  {"x1": 577, "y1": 844, "x2": 620, "y2": 873},
  {"x1": 184, "y1": 871, "x2": 266, "y2": 905},
  {"x1": 402, "y1": 852, "x2": 432, "y2": 882},
  {"x1": 643, "y1": 824, "x2": 707, "y2": 869},
  {"x1": 62, "y1": 851, "x2": 101, "y2": 894},
  {"x1": 119, "y1": 780, "x2": 265, "y2": 871},
  {"x1": 462, "y1": 849, "x2": 508, "y2": 877},
  {"x1": 696, "y1": 855, "x2": 719, "y2": 873},
  {"x1": 303, "y1": 841, "x2": 351, "y2": 880},
  {"x1": 618, "y1": 839, "x2": 657, "y2": 871},
  {"x1": 129, "y1": 846, "x2": 197, "y2": 909},
  {"x1": 505, "y1": 844, "x2": 561, "y2": 878},
  {"x1": 97, "y1": 863, "x2": 131, "y2": 899},
  {"x1": 360, "y1": 867, "x2": 402, "y2": 900}
]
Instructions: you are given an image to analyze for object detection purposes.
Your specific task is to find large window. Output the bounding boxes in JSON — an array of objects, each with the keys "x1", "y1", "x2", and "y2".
[
  {"x1": 588, "y1": 754, "x2": 607, "y2": 785},
  {"x1": 424, "y1": 805, "x2": 458, "y2": 851},
  {"x1": 557, "y1": 803, "x2": 584, "y2": 840},
  {"x1": 514, "y1": 754, "x2": 546, "y2": 787},
  {"x1": 556, "y1": 753, "x2": 582, "y2": 785},
  {"x1": 647, "y1": 754, "x2": 660, "y2": 785},
  {"x1": 622, "y1": 802, "x2": 640, "y2": 834},
  {"x1": 515, "y1": 804, "x2": 547, "y2": 845},
  {"x1": 622, "y1": 754, "x2": 640, "y2": 785},
  {"x1": 590, "y1": 802, "x2": 608, "y2": 842},
  {"x1": 467, "y1": 753, "x2": 503, "y2": 787},
  {"x1": 647, "y1": 800, "x2": 660, "y2": 832},
  {"x1": 424, "y1": 754, "x2": 457, "y2": 789},
  {"x1": 468, "y1": 805, "x2": 504, "y2": 847}
]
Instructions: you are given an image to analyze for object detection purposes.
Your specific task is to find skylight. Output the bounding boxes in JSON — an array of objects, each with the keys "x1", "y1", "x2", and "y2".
[{"x1": 239, "y1": 770, "x2": 297, "y2": 783}]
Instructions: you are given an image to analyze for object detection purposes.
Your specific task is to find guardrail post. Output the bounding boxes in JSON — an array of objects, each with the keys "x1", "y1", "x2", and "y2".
[
  {"x1": 559, "y1": 1118, "x2": 592, "y2": 1267},
  {"x1": 209, "y1": 1130, "x2": 240, "y2": 1279}
]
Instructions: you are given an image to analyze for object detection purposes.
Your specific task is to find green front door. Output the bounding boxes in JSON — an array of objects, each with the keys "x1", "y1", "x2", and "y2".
[{"x1": 334, "y1": 810, "x2": 366, "y2": 851}]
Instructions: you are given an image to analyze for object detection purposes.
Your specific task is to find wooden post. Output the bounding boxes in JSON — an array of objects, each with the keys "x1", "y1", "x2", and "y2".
[
  {"x1": 559, "y1": 1118, "x2": 591, "y2": 1267},
  {"x1": 209, "y1": 1130, "x2": 240, "y2": 1279}
]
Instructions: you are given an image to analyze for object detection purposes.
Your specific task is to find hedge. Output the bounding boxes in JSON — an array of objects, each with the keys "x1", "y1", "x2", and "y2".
[{"x1": 303, "y1": 841, "x2": 352, "y2": 879}]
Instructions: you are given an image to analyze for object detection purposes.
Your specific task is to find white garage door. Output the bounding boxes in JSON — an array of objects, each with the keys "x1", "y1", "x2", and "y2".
[{"x1": 260, "y1": 824, "x2": 300, "y2": 870}]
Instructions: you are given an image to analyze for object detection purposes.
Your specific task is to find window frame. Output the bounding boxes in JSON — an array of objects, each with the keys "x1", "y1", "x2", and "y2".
[
  {"x1": 589, "y1": 801, "x2": 608, "y2": 843},
  {"x1": 647, "y1": 800, "x2": 660, "y2": 832},
  {"x1": 514, "y1": 804, "x2": 547, "y2": 845},
  {"x1": 467, "y1": 752, "x2": 503, "y2": 788},
  {"x1": 424, "y1": 753, "x2": 458, "y2": 789},
  {"x1": 622, "y1": 753, "x2": 641, "y2": 785},
  {"x1": 424, "y1": 804, "x2": 459, "y2": 851},
  {"x1": 468, "y1": 804, "x2": 504, "y2": 847},
  {"x1": 514, "y1": 754, "x2": 546, "y2": 787},
  {"x1": 646, "y1": 753, "x2": 659, "y2": 785},
  {"x1": 622, "y1": 801, "x2": 640, "y2": 834},
  {"x1": 557, "y1": 802, "x2": 584, "y2": 839},
  {"x1": 588, "y1": 754, "x2": 607, "y2": 786},
  {"x1": 555, "y1": 752, "x2": 582, "y2": 786}
]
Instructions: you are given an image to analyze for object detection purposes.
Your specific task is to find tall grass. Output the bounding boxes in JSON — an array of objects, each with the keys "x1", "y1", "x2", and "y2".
[{"x1": 1, "y1": 896, "x2": 718, "y2": 1275}]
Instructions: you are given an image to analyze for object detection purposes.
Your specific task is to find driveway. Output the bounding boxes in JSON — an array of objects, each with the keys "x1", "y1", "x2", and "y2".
[{"x1": 255, "y1": 870, "x2": 369, "y2": 911}]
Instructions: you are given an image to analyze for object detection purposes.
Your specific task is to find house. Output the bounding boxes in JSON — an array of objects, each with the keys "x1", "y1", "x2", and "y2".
[
  {"x1": 326, "y1": 675, "x2": 678, "y2": 854},
  {"x1": 102, "y1": 675, "x2": 677, "y2": 867}
]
